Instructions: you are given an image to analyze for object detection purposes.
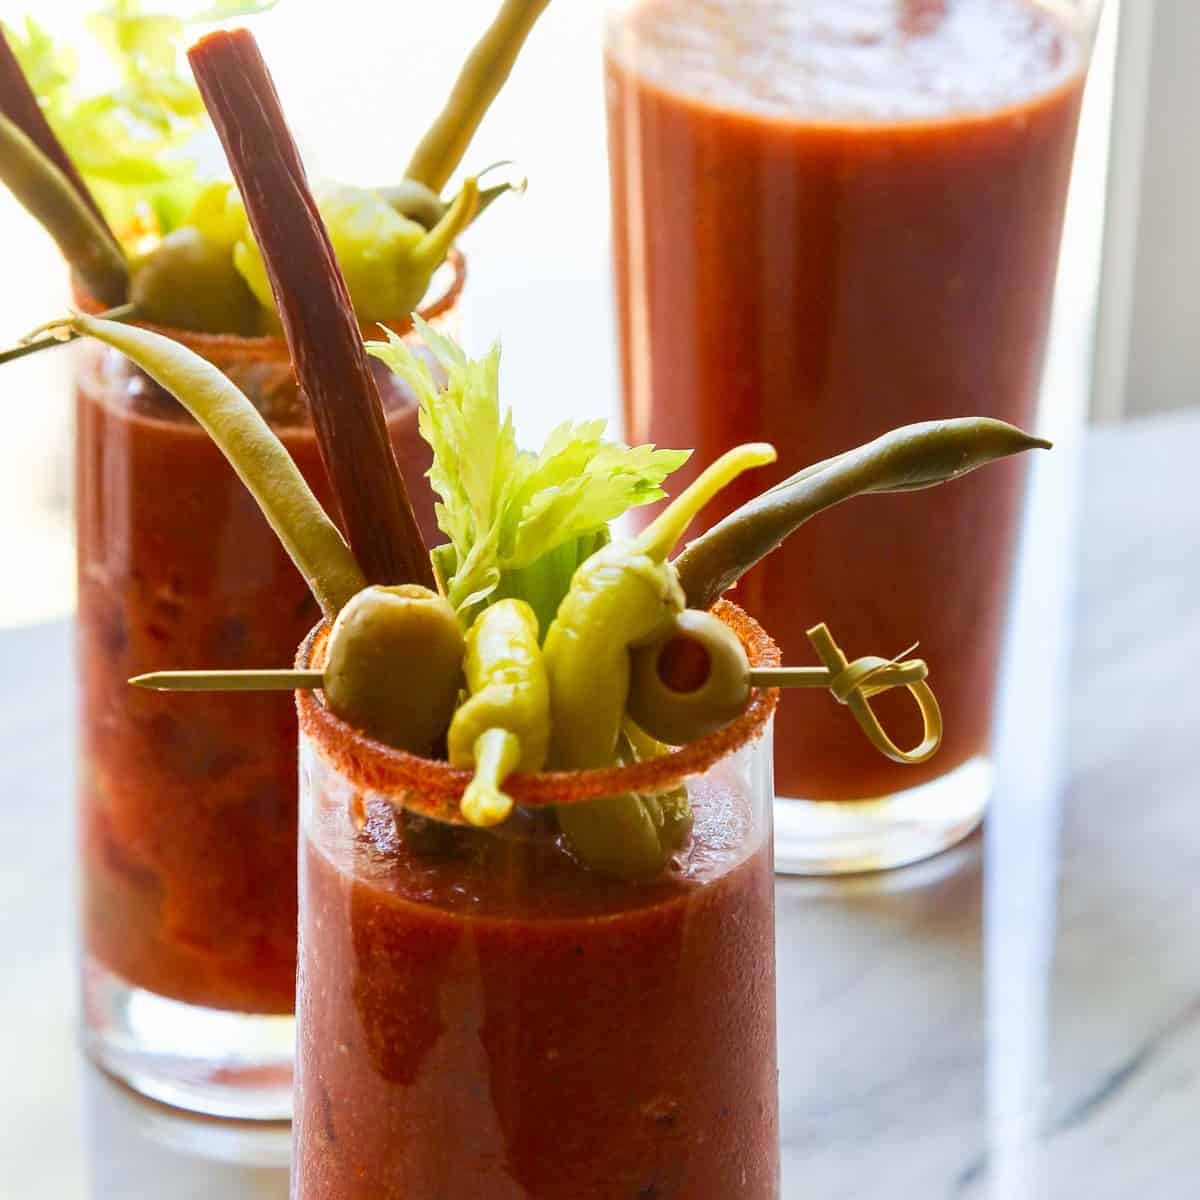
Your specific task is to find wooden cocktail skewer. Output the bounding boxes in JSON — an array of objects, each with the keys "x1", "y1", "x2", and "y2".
[
  {"x1": 130, "y1": 627, "x2": 942, "y2": 767},
  {"x1": 0, "y1": 305, "x2": 138, "y2": 367},
  {"x1": 130, "y1": 662, "x2": 923, "y2": 693}
]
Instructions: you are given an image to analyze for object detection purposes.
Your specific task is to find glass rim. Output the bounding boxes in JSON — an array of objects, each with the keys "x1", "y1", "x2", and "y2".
[
  {"x1": 295, "y1": 598, "x2": 780, "y2": 824},
  {"x1": 74, "y1": 249, "x2": 466, "y2": 367}
]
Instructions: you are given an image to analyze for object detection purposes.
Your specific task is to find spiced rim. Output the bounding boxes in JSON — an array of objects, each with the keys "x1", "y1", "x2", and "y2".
[
  {"x1": 73, "y1": 249, "x2": 466, "y2": 364},
  {"x1": 296, "y1": 598, "x2": 780, "y2": 825}
]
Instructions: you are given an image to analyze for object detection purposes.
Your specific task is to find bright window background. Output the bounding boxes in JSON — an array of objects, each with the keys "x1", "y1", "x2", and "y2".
[{"x1": 0, "y1": 0, "x2": 614, "y2": 628}]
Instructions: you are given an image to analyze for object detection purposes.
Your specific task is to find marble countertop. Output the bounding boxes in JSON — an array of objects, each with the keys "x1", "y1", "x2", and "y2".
[{"x1": 0, "y1": 410, "x2": 1194, "y2": 1198}]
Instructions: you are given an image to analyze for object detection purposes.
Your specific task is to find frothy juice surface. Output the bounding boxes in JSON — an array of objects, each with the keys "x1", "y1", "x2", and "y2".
[
  {"x1": 617, "y1": 0, "x2": 1080, "y2": 120},
  {"x1": 608, "y1": 0, "x2": 1087, "y2": 800}
]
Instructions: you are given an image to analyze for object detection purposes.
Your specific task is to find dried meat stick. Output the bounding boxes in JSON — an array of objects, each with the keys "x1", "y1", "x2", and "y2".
[{"x1": 188, "y1": 29, "x2": 435, "y2": 590}]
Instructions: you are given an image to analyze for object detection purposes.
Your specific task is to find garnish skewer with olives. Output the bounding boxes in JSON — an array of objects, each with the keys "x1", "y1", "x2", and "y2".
[
  {"x1": 77, "y1": 311, "x2": 1048, "y2": 876},
  {"x1": 0, "y1": 0, "x2": 548, "y2": 357},
  {"x1": 45, "y1": 23, "x2": 1054, "y2": 879}
]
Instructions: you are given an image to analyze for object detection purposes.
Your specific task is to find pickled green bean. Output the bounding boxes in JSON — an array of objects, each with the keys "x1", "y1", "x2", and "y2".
[
  {"x1": 68, "y1": 313, "x2": 366, "y2": 617},
  {"x1": 404, "y1": 0, "x2": 551, "y2": 192},
  {"x1": 674, "y1": 418, "x2": 1051, "y2": 610},
  {"x1": 0, "y1": 112, "x2": 128, "y2": 306}
]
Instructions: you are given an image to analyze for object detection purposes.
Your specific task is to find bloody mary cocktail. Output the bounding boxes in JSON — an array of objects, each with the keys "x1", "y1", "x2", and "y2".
[
  {"x1": 607, "y1": 0, "x2": 1092, "y2": 823},
  {"x1": 293, "y1": 602, "x2": 780, "y2": 1199},
  {"x1": 58, "y1": 0, "x2": 542, "y2": 1113},
  {"x1": 76, "y1": 302, "x2": 452, "y2": 1016}
]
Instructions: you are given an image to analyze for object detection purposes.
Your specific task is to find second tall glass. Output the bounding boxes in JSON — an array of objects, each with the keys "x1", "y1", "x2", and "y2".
[
  {"x1": 75, "y1": 260, "x2": 462, "y2": 1118},
  {"x1": 606, "y1": 0, "x2": 1102, "y2": 873}
]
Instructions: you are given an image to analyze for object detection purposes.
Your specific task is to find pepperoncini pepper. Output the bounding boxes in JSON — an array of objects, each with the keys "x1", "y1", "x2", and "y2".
[
  {"x1": 233, "y1": 177, "x2": 480, "y2": 327},
  {"x1": 544, "y1": 442, "x2": 776, "y2": 875},
  {"x1": 376, "y1": 178, "x2": 446, "y2": 230},
  {"x1": 448, "y1": 599, "x2": 550, "y2": 827},
  {"x1": 621, "y1": 722, "x2": 692, "y2": 855},
  {"x1": 552, "y1": 734, "x2": 693, "y2": 877}
]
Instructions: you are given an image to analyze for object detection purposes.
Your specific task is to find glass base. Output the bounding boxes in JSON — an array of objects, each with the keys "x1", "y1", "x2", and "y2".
[
  {"x1": 81, "y1": 957, "x2": 294, "y2": 1120},
  {"x1": 773, "y1": 756, "x2": 991, "y2": 876}
]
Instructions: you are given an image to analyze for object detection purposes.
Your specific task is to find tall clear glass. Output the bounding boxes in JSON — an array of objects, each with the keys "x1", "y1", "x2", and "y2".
[
  {"x1": 75, "y1": 258, "x2": 463, "y2": 1119},
  {"x1": 293, "y1": 601, "x2": 779, "y2": 1198},
  {"x1": 605, "y1": 0, "x2": 1103, "y2": 874}
]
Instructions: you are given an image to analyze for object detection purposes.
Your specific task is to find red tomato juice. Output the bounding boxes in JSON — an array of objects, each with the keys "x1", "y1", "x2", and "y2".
[{"x1": 608, "y1": 0, "x2": 1088, "y2": 800}]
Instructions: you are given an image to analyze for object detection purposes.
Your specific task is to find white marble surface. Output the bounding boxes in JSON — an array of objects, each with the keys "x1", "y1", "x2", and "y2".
[{"x1": 0, "y1": 411, "x2": 1194, "y2": 1197}]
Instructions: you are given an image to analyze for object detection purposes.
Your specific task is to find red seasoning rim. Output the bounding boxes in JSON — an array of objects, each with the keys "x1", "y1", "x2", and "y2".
[
  {"x1": 295, "y1": 598, "x2": 780, "y2": 825},
  {"x1": 75, "y1": 249, "x2": 466, "y2": 365}
]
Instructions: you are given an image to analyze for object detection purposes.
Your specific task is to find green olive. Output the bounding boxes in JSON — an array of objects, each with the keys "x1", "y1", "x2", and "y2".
[
  {"x1": 627, "y1": 610, "x2": 752, "y2": 746},
  {"x1": 130, "y1": 226, "x2": 261, "y2": 336},
  {"x1": 323, "y1": 584, "x2": 464, "y2": 754}
]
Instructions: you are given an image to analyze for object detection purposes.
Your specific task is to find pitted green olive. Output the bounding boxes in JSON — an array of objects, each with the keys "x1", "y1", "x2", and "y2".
[
  {"x1": 130, "y1": 226, "x2": 261, "y2": 335},
  {"x1": 627, "y1": 609, "x2": 752, "y2": 747},
  {"x1": 323, "y1": 584, "x2": 464, "y2": 754}
]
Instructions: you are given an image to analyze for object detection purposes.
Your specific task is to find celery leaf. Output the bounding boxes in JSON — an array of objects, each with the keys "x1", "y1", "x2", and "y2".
[
  {"x1": 367, "y1": 321, "x2": 689, "y2": 630},
  {"x1": 4, "y1": 2, "x2": 274, "y2": 236}
]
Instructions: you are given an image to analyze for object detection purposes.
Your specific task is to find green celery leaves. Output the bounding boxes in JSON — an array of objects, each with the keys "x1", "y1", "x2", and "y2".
[
  {"x1": 368, "y1": 319, "x2": 689, "y2": 632},
  {"x1": 4, "y1": 2, "x2": 277, "y2": 235}
]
